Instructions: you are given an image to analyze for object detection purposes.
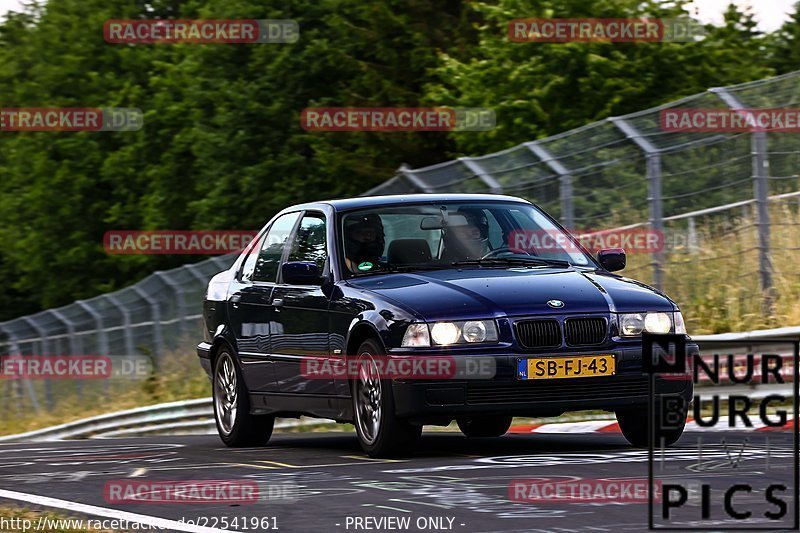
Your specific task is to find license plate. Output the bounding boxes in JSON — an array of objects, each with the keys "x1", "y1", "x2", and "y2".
[{"x1": 517, "y1": 354, "x2": 615, "y2": 379}]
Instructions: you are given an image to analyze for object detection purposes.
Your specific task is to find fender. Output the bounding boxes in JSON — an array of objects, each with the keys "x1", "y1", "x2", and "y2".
[{"x1": 345, "y1": 315, "x2": 385, "y2": 352}]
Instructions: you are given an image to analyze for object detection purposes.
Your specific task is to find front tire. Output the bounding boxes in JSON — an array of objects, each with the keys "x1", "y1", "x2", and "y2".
[
  {"x1": 616, "y1": 403, "x2": 686, "y2": 448},
  {"x1": 213, "y1": 348, "x2": 274, "y2": 447},
  {"x1": 457, "y1": 415, "x2": 513, "y2": 438},
  {"x1": 352, "y1": 339, "x2": 421, "y2": 457}
]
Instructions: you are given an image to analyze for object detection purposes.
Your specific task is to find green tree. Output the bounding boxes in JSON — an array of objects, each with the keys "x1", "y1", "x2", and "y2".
[
  {"x1": 424, "y1": 0, "x2": 772, "y2": 155},
  {"x1": 0, "y1": 0, "x2": 475, "y2": 319}
]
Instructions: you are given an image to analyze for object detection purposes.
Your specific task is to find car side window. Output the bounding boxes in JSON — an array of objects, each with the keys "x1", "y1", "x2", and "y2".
[
  {"x1": 240, "y1": 233, "x2": 266, "y2": 282},
  {"x1": 286, "y1": 213, "x2": 328, "y2": 270},
  {"x1": 252, "y1": 212, "x2": 301, "y2": 283}
]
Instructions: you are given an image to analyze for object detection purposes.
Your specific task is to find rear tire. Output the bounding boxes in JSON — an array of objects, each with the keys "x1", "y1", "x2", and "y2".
[
  {"x1": 457, "y1": 415, "x2": 513, "y2": 438},
  {"x1": 616, "y1": 403, "x2": 686, "y2": 448},
  {"x1": 213, "y1": 348, "x2": 274, "y2": 447},
  {"x1": 352, "y1": 339, "x2": 422, "y2": 457}
]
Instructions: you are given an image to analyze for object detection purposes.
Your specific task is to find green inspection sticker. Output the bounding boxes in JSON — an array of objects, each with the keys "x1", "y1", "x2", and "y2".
[{"x1": 357, "y1": 261, "x2": 373, "y2": 271}]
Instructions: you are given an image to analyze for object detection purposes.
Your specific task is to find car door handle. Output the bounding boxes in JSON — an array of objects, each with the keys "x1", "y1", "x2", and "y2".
[
  {"x1": 272, "y1": 298, "x2": 284, "y2": 308},
  {"x1": 229, "y1": 293, "x2": 241, "y2": 308}
]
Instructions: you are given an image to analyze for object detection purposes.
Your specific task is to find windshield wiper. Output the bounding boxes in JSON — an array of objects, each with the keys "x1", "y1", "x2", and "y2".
[{"x1": 450, "y1": 257, "x2": 572, "y2": 268}]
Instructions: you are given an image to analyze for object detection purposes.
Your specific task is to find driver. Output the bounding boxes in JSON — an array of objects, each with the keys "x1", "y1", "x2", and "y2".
[
  {"x1": 441, "y1": 209, "x2": 491, "y2": 261},
  {"x1": 344, "y1": 213, "x2": 385, "y2": 272}
]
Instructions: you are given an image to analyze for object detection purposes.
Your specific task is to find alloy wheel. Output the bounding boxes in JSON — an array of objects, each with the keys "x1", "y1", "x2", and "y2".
[
  {"x1": 355, "y1": 352, "x2": 382, "y2": 445},
  {"x1": 214, "y1": 352, "x2": 238, "y2": 435}
]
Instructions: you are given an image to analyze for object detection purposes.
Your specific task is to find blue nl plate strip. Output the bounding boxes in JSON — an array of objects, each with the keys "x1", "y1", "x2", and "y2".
[{"x1": 517, "y1": 358, "x2": 528, "y2": 379}]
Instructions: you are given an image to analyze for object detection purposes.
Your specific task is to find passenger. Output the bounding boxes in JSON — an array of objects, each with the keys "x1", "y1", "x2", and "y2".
[{"x1": 441, "y1": 209, "x2": 491, "y2": 261}]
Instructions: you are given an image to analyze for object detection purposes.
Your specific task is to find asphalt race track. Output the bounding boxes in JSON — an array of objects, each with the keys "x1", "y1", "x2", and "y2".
[{"x1": 0, "y1": 430, "x2": 796, "y2": 532}]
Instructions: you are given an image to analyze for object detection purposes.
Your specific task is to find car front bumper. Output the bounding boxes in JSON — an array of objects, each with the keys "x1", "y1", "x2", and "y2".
[{"x1": 391, "y1": 343, "x2": 697, "y2": 419}]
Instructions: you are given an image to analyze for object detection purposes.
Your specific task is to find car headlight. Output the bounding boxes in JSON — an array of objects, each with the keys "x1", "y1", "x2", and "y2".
[
  {"x1": 404, "y1": 320, "x2": 499, "y2": 346},
  {"x1": 431, "y1": 322, "x2": 461, "y2": 345},
  {"x1": 674, "y1": 311, "x2": 687, "y2": 335},
  {"x1": 618, "y1": 312, "x2": 673, "y2": 336},
  {"x1": 401, "y1": 323, "x2": 430, "y2": 347},
  {"x1": 462, "y1": 321, "x2": 488, "y2": 343},
  {"x1": 619, "y1": 313, "x2": 645, "y2": 336}
]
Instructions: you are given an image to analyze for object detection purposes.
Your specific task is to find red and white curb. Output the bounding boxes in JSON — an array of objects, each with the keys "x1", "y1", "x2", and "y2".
[{"x1": 509, "y1": 418, "x2": 796, "y2": 434}]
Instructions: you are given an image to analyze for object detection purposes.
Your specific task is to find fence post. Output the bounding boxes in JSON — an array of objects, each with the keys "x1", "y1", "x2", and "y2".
[
  {"x1": 75, "y1": 299, "x2": 109, "y2": 393},
  {"x1": 184, "y1": 264, "x2": 212, "y2": 339},
  {"x1": 154, "y1": 271, "x2": 186, "y2": 343},
  {"x1": 49, "y1": 309, "x2": 79, "y2": 356},
  {"x1": 711, "y1": 87, "x2": 774, "y2": 318},
  {"x1": 397, "y1": 164, "x2": 435, "y2": 193},
  {"x1": 213, "y1": 254, "x2": 237, "y2": 271},
  {"x1": 609, "y1": 117, "x2": 664, "y2": 289},
  {"x1": 49, "y1": 309, "x2": 83, "y2": 399},
  {"x1": 361, "y1": 175, "x2": 405, "y2": 196},
  {"x1": 184, "y1": 262, "x2": 210, "y2": 283},
  {"x1": 132, "y1": 285, "x2": 164, "y2": 364},
  {"x1": 20, "y1": 318, "x2": 47, "y2": 413},
  {"x1": 524, "y1": 141, "x2": 574, "y2": 229},
  {"x1": 75, "y1": 300, "x2": 108, "y2": 356},
  {"x1": 104, "y1": 294, "x2": 135, "y2": 357},
  {"x1": 687, "y1": 217, "x2": 699, "y2": 254},
  {"x1": 0, "y1": 324, "x2": 31, "y2": 416},
  {"x1": 458, "y1": 157, "x2": 503, "y2": 194}
]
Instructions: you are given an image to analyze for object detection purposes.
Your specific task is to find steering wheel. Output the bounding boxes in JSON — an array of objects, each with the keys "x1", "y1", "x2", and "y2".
[{"x1": 481, "y1": 246, "x2": 534, "y2": 260}]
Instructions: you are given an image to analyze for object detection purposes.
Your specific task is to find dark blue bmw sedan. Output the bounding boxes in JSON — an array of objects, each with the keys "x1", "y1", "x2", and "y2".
[{"x1": 197, "y1": 194, "x2": 695, "y2": 456}]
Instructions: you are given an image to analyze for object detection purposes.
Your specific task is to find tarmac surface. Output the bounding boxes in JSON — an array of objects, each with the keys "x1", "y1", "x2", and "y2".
[{"x1": 0, "y1": 430, "x2": 796, "y2": 532}]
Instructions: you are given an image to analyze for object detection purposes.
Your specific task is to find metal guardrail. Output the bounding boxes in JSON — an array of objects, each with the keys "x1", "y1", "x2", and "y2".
[
  {"x1": 0, "y1": 399, "x2": 214, "y2": 442},
  {"x1": 0, "y1": 326, "x2": 795, "y2": 442},
  {"x1": 0, "y1": 398, "x2": 326, "y2": 442},
  {"x1": 694, "y1": 326, "x2": 800, "y2": 343}
]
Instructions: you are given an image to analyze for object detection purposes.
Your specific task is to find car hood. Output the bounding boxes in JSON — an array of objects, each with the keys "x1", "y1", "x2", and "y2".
[{"x1": 348, "y1": 267, "x2": 675, "y2": 321}]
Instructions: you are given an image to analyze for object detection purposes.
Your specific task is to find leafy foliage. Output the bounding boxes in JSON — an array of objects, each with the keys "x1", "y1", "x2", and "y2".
[{"x1": 0, "y1": 0, "x2": 794, "y2": 319}]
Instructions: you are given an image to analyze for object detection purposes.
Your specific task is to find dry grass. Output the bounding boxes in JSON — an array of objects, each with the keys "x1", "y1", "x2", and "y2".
[
  {"x1": 0, "y1": 348, "x2": 210, "y2": 435},
  {"x1": 622, "y1": 203, "x2": 800, "y2": 334}
]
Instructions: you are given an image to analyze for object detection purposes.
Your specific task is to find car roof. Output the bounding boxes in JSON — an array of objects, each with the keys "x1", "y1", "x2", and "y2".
[{"x1": 293, "y1": 194, "x2": 532, "y2": 212}]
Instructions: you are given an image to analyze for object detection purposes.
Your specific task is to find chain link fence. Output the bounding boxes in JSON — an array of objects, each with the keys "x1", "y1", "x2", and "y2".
[
  {"x1": 367, "y1": 70, "x2": 800, "y2": 329},
  {"x1": 2, "y1": 70, "x2": 799, "y2": 415},
  {"x1": 0, "y1": 255, "x2": 234, "y2": 414}
]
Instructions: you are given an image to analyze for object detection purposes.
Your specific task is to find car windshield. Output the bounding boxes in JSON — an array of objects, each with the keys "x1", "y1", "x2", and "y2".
[{"x1": 340, "y1": 201, "x2": 595, "y2": 276}]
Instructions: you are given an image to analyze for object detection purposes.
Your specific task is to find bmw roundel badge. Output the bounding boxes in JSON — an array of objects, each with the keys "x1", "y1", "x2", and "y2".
[{"x1": 547, "y1": 299, "x2": 565, "y2": 308}]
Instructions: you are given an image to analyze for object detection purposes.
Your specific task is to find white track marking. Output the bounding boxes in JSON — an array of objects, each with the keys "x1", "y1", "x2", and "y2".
[
  {"x1": 512, "y1": 420, "x2": 791, "y2": 434},
  {"x1": 529, "y1": 421, "x2": 616, "y2": 433},
  {"x1": 0, "y1": 489, "x2": 237, "y2": 533}
]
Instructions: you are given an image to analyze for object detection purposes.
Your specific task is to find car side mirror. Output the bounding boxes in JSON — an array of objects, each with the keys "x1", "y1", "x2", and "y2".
[
  {"x1": 597, "y1": 248, "x2": 626, "y2": 272},
  {"x1": 282, "y1": 261, "x2": 322, "y2": 285}
]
